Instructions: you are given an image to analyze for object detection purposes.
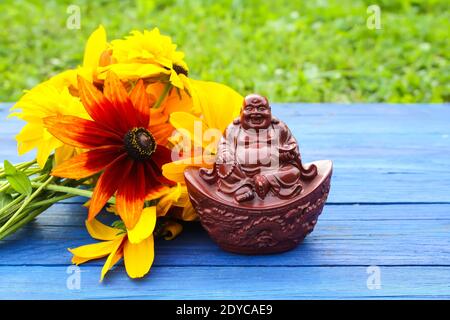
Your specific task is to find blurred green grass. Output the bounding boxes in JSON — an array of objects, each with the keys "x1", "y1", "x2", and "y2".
[{"x1": 0, "y1": 0, "x2": 448, "y2": 102}]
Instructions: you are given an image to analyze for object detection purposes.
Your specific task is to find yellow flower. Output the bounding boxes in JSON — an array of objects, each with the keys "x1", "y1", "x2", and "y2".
[
  {"x1": 156, "y1": 183, "x2": 197, "y2": 221},
  {"x1": 49, "y1": 25, "x2": 109, "y2": 91},
  {"x1": 159, "y1": 220, "x2": 184, "y2": 240},
  {"x1": 162, "y1": 79, "x2": 243, "y2": 182},
  {"x1": 69, "y1": 207, "x2": 157, "y2": 281},
  {"x1": 108, "y1": 182, "x2": 196, "y2": 224},
  {"x1": 10, "y1": 82, "x2": 90, "y2": 167},
  {"x1": 10, "y1": 25, "x2": 108, "y2": 168},
  {"x1": 97, "y1": 28, "x2": 189, "y2": 90}
]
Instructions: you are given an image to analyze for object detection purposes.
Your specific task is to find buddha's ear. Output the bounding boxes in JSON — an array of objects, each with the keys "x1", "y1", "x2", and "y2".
[
  {"x1": 271, "y1": 116, "x2": 280, "y2": 124},
  {"x1": 233, "y1": 117, "x2": 240, "y2": 125}
]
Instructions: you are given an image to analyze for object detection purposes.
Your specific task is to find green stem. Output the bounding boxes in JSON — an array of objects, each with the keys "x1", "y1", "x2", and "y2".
[
  {"x1": 0, "y1": 193, "x2": 76, "y2": 238},
  {"x1": 0, "y1": 205, "x2": 50, "y2": 240},
  {"x1": 28, "y1": 193, "x2": 75, "y2": 208},
  {"x1": 153, "y1": 83, "x2": 172, "y2": 109},
  {"x1": 0, "y1": 182, "x2": 9, "y2": 193},
  {"x1": 31, "y1": 174, "x2": 50, "y2": 183},
  {"x1": 30, "y1": 182, "x2": 115, "y2": 204},
  {"x1": 31, "y1": 182, "x2": 93, "y2": 198},
  {"x1": 0, "y1": 159, "x2": 37, "y2": 178},
  {"x1": 0, "y1": 194, "x2": 26, "y2": 217},
  {"x1": 0, "y1": 176, "x2": 53, "y2": 234},
  {"x1": 24, "y1": 168, "x2": 43, "y2": 177},
  {"x1": 16, "y1": 159, "x2": 38, "y2": 171}
]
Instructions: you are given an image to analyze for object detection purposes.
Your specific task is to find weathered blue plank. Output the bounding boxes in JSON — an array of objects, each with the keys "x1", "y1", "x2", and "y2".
[
  {"x1": 1, "y1": 102, "x2": 449, "y2": 299},
  {"x1": 1, "y1": 204, "x2": 449, "y2": 267},
  {"x1": 1, "y1": 265, "x2": 449, "y2": 299},
  {"x1": 4, "y1": 202, "x2": 450, "y2": 227},
  {"x1": 2, "y1": 103, "x2": 449, "y2": 203}
]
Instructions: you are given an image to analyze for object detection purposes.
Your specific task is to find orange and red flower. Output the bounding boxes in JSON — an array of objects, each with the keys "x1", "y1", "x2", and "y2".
[{"x1": 44, "y1": 72, "x2": 175, "y2": 229}]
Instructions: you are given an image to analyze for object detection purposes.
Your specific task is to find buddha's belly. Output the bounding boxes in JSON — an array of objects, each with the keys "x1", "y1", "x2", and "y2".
[{"x1": 236, "y1": 144, "x2": 278, "y2": 173}]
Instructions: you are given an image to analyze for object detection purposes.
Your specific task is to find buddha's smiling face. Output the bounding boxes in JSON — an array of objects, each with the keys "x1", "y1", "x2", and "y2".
[{"x1": 241, "y1": 94, "x2": 272, "y2": 130}]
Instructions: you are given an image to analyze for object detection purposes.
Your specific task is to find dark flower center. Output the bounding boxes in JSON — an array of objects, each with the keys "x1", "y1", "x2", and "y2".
[
  {"x1": 124, "y1": 127, "x2": 156, "y2": 160},
  {"x1": 173, "y1": 64, "x2": 188, "y2": 76}
]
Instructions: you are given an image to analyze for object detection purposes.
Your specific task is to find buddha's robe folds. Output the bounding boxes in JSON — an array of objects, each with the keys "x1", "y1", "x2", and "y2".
[{"x1": 215, "y1": 117, "x2": 302, "y2": 199}]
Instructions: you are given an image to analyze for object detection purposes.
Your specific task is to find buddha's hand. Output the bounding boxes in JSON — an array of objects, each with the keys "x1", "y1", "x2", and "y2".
[
  {"x1": 255, "y1": 174, "x2": 270, "y2": 199},
  {"x1": 217, "y1": 162, "x2": 236, "y2": 179},
  {"x1": 279, "y1": 146, "x2": 298, "y2": 162}
]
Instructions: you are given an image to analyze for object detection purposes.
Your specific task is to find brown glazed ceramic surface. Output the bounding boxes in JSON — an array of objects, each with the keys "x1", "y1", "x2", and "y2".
[
  {"x1": 184, "y1": 160, "x2": 332, "y2": 254},
  {"x1": 184, "y1": 94, "x2": 333, "y2": 254}
]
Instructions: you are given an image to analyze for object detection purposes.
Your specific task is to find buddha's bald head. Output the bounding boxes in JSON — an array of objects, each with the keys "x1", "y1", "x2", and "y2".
[{"x1": 241, "y1": 94, "x2": 272, "y2": 130}]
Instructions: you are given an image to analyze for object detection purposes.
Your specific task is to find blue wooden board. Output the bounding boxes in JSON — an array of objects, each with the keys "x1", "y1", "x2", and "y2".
[{"x1": 0, "y1": 102, "x2": 449, "y2": 299}]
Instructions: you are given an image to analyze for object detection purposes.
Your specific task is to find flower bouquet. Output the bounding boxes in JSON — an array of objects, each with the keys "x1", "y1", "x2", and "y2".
[{"x1": 1, "y1": 26, "x2": 243, "y2": 280}]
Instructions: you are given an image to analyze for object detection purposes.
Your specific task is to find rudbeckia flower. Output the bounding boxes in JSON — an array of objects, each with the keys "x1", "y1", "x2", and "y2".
[
  {"x1": 44, "y1": 72, "x2": 175, "y2": 229},
  {"x1": 97, "y1": 28, "x2": 189, "y2": 90},
  {"x1": 70, "y1": 207, "x2": 157, "y2": 280},
  {"x1": 10, "y1": 82, "x2": 90, "y2": 167},
  {"x1": 162, "y1": 79, "x2": 243, "y2": 183}
]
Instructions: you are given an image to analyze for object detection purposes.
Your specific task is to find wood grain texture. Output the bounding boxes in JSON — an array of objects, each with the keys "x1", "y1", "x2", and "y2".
[
  {"x1": 2, "y1": 103, "x2": 449, "y2": 203},
  {"x1": 0, "y1": 102, "x2": 449, "y2": 299},
  {"x1": 1, "y1": 205, "x2": 449, "y2": 266},
  {"x1": 1, "y1": 266, "x2": 449, "y2": 299}
]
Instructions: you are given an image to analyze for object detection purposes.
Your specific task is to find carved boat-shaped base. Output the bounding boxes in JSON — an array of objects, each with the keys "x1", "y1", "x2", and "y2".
[{"x1": 184, "y1": 160, "x2": 333, "y2": 255}]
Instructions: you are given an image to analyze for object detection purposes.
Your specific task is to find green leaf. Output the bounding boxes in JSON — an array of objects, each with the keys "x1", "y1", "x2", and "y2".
[
  {"x1": 3, "y1": 160, "x2": 32, "y2": 196},
  {"x1": 3, "y1": 160, "x2": 16, "y2": 176},
  {"x1": 111, "y1": 220, "x2": 125, "y2": 231},
  {"x1": 0, "y1": 193, "x2": 13, "y2": 209}
]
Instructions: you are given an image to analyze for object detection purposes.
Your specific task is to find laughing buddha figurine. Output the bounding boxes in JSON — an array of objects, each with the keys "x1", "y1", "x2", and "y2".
[{"x1": 184, "y1": 94, "x2": 333, "y2": 254}]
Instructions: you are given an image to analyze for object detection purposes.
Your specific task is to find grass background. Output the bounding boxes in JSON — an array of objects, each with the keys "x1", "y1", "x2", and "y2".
[{"x1": 0, "y1": 0, "x2": 448, "y2": 103}]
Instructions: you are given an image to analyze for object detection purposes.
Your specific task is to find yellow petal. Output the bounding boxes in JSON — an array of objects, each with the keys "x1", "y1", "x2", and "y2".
[
  {"x1": 54, "y1": 144, "x2": 79, "y2": 166},
  {"x1": 145, "y1": 185, "x2": 171, "y2": 202},
  {"x1": 50, "y1": 67, "x2": 95, "y2": 90},
  {"x1": 36, "y1": 138, "x2": 62, "y2": 168},
  {"x1": 109, "y1": 248, "x2": 123, "y2": 268},
  {"x1": 156, "y1": 183, "x2": 182, "y2": 217},
  {"x1": 12, "y1": 78, "x2": 90, "y2": 168},
  {"x1": 169, "y1": 71, "x2": 184, "y2": 89},
  {"x1": 179, "y1": 74, "x2": 192, "y2": 95},
  {"x1": 180, "y1": 203, "x2": 198, "y2": 221},
  {"x1": 97, "y1": 63, "x2": 169, "y2": 81},
  {"x1": 15, "y1": 122, "x2": 54, "y2": 162},
  {"x1": 100, "y1": 240, "x2": 123, "y2": 281},
  {"x1": 169, "y1": 112, "x2": 209, "y2": 150},
  {"x1": 158, "y1": 86, "x2": 193, "y2": 115},
  {"x1": 15, "y1": 122, "x2": 43, "y2": 142},
  {"x1": 68, "y1": 236, "x2": 124, "y2": 259},
  {"x1": 127, "y1": 207, "x2": 156, "y2": 244},
  {"x1": 106, "y1": 204, "x2": 119, "y2": 215},
  {"x1": 83, "y1": 199, "x2": 91, "y2": 208},
  {"x1": 168, "y1": 185, "x2": 198, "y2": 221},
  {"x1": 190, "y1": 79, "x2": 243, "y2": 133},
  {"x1": 123, "y1": 235, "x2": 154, "y2": 279},
  {"x1": 71, "y1": 255, "x2": 91, "y2": 265},
  {"x1": 48, "y1": 69, "x2": 79, "y2": 90},
  {"x1": 83, "y1": 25, "x2": 107, "y2": 70},
  {"x1": 149, "y1": 108, "x2": 168, "y2": 126},
  {"x1": 161, "y1": 221, "x2": 183, "y2": 240},
  {"x1": 162, "y1": 155, "x2": 214, "y2": 183},
  {"x1": 85, "y1": 219, "x2": 122, "y2": 241},
  {"x1": 17, "y1": 139, "x2": 40, "y2": 156},
  {"x1": 172, "y1": 187, "x2": 198, "y2": 221},
  {"x1": 173, "y1": 185, "x2": 190, "y2": 207}
]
